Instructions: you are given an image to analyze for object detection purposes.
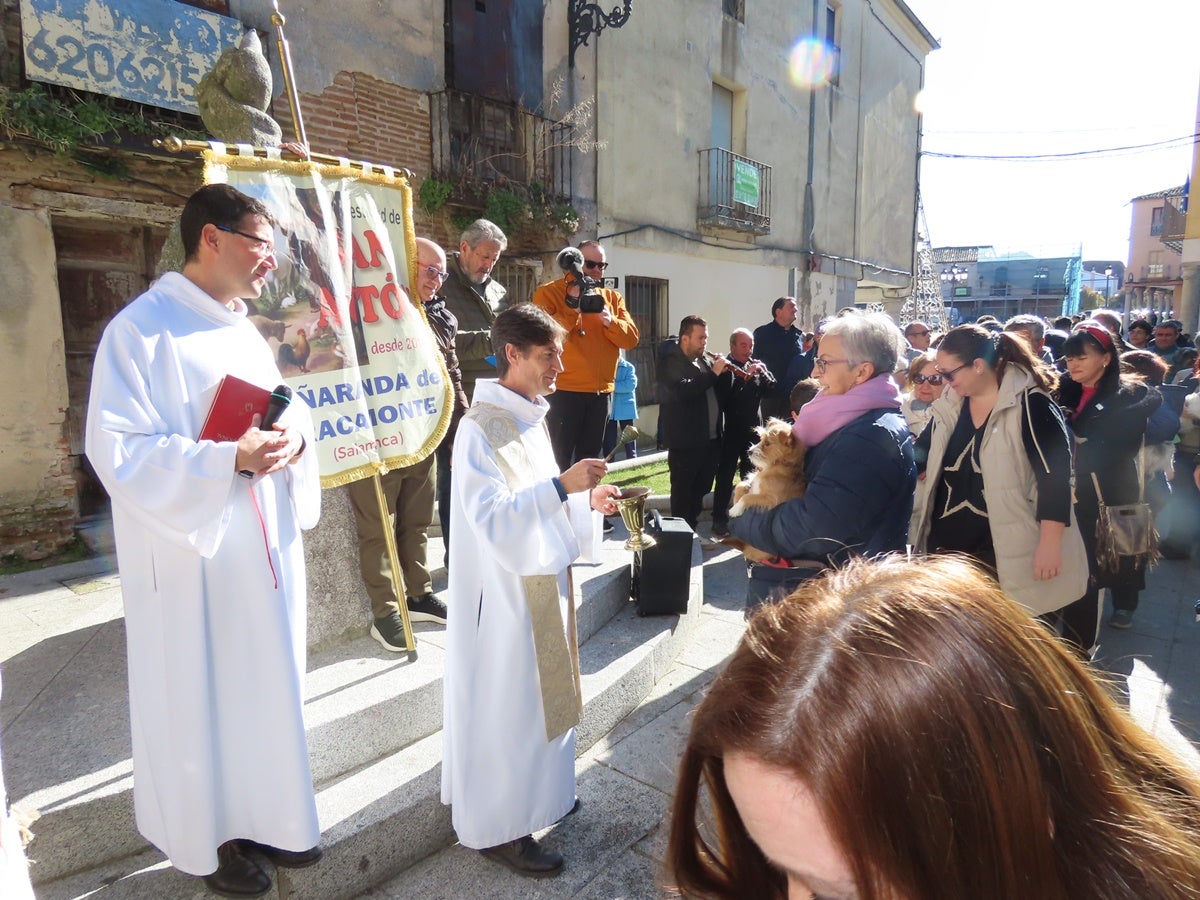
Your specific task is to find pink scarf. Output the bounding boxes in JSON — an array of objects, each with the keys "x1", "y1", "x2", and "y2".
[{"x1": 792, "y1": 374, "x2": 903, "y2": 446}]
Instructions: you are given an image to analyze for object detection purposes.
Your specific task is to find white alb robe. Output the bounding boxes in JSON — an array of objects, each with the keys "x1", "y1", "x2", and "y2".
[
  {"x1": 85, "y1": 272, "x2": 321, "y2": 877},
  {"x1": 441, "y1": 379, "x2": 599, "y2": 849}
]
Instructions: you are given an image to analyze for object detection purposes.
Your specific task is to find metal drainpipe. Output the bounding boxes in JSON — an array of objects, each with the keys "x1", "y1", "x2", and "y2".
[{"x1": 801, "y1": 0, "x2": 819, "y2": 313}]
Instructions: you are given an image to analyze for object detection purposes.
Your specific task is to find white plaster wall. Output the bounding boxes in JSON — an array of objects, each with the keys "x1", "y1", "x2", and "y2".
[
  {"x1": 556, "y1": 0, "x2": 929, "y2": 303},
  {"x1": 605, "y1": 245, "x2": 793, "y2": 343},
  {"x1": 229, "y1": 0, "x2": 442, "y2": 94},
  {"x1": 0, "y1": 205, "x2": 70, "y2": 505}
]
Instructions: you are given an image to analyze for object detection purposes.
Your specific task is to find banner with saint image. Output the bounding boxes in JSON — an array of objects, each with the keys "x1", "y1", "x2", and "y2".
[{"x1": 203, "y1": 146, "x2": 451, "y2": 488}]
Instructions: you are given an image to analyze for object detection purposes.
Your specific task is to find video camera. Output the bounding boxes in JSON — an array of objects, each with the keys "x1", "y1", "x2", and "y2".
[{"x1": 556, "y1": 247, "x2": 607, "y2": 314}]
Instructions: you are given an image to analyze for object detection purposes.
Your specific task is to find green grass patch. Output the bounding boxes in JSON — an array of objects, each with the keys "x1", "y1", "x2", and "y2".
[
  {"x1": 0, "y1": 535, "x2": 92, "y2": 575},
  {"x1": 604, "y1": 458, "x2": 670, "y2": 496}
]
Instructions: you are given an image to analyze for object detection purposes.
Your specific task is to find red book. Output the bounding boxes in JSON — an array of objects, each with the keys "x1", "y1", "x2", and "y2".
[{"x1": 199, "y1": 375, "x2": 272, "y2": 443}]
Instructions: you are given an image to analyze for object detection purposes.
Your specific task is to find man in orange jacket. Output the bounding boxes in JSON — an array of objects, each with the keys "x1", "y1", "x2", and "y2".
[{"x1": 532, "y1": 240, "x2": 640, "y2": 471}]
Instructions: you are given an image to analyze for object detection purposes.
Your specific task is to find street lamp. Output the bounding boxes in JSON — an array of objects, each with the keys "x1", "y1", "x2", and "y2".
[
  {"x1": 1104, "y1": 265, "x2": 1113, "y2": 299},
  {"x1": 940, "y1": 265, "x2": 968, "y2": 286}
]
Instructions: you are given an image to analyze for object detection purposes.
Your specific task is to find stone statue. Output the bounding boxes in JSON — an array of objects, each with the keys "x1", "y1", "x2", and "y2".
[
  {"x1": 160, "y1": 31, "x2": 283, "y2": 275},
  {"x1": 195, "y1": 29, "x2": 282, "y2": 146}
]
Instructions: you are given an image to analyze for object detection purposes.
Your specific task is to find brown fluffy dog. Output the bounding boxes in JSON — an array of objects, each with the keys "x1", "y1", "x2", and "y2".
[{"x1": 724, "y1": 418, "x2": 807, "y2": 562}]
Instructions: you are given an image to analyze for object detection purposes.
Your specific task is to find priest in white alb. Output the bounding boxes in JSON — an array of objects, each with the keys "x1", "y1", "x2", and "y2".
[
  {"x1": 441, "y1": 303, "x2": 618, "y2": 877},
  {"x1": 85, "y1": 184, "x2": 322, "y2": 898}
]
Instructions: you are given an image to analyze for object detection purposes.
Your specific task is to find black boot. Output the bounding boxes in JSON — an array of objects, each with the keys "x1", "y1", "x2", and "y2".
[
  {"x1": 480, "y1": 834, "x2": 563, "y2": 877},
  {"x1": 203, "y1": 841, "x2": 271, "y2": 898}
]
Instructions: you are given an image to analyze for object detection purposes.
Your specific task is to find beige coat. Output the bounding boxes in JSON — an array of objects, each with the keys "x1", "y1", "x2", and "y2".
[{"x1": 911, "y1": 367, "x2": 1088, "y2": 616}]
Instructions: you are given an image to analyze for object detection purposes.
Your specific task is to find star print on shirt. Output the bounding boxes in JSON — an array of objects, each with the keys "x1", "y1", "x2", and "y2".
[{"x1": 940, "y1": 433, "x2": 988, "y2": 519}]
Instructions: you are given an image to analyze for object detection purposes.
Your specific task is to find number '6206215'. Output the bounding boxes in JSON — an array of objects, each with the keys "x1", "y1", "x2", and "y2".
[{"x1": 26, "y1": 28, "x2": 200, "y2": 103}]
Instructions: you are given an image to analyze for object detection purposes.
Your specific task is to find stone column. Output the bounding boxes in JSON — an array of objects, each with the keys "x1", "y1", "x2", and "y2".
[
  {"x1": 1180, "y1": 261, "x2": 1200, "y2": 336},
  {"x1": 0, "y1": 205, "x2": 75, "y2": 559}
]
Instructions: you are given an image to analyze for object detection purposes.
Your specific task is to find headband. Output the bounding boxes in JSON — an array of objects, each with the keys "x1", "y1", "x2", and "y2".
[{"x1": 1073, "y1": 321, "x2": 1115, "y2": 353}]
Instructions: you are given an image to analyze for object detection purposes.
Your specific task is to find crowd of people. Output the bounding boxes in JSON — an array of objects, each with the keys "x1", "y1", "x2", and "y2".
[{"x1": 11, "y1": 180, "x2": 1196, "y2": 897}]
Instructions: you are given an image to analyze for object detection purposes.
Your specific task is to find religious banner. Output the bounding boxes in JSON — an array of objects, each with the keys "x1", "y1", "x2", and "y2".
[{"x1": 203, "y1": 145, "x2": 451, "y2": 488}]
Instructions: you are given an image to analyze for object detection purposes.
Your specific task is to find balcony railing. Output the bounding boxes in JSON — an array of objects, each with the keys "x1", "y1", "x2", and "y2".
[
  {"x1": 698, "y1": 147, "x2": 771, "y2": 235},
  {"x1": 1160, "y1": 195, "x2": 1187, "y2": 243},
  {"x1": 1136, "y1": 264, "x2": 1179, "y2": 282},
  {"x1": 430, "y1": 89, "x2": 573, "y2": 202}
]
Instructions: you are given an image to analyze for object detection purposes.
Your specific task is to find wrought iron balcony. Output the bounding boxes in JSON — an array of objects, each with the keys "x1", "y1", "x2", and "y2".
[
  {"x1": 1160, "y1": 195, "x2": 1187, "y2": 243},
  {"x1": 698, "y1": 147, "x2": 771, "y2": 235},
  {"x1": 429, "y1": 89, "x2": 573, "y2": 202},
  {"x1": 1137, "y1": 263, "x2": 1179, "y2": 282}
]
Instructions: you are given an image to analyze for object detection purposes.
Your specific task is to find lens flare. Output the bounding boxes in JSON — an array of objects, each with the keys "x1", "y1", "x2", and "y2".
[{"x1": 789, "y1": 37, "x2": 836, "y2": 87}]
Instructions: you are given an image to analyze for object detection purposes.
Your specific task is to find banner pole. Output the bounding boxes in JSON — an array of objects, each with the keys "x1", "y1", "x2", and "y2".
[
  {"x1": 372, "y1": 472, "x2": 417, "y2": 658},
  {"x1": 152, "y1": 137, "x2": 414, "y2": 180},
  {"x1": 269, "y1": 0, "x2": 308, "y2": 148}
]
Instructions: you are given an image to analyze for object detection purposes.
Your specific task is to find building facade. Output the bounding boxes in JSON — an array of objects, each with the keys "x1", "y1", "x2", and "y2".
[
  {"x1": 1122, "y1": 185, "x2": 1186, "y2": 323},
  {"x1": 0, "y1": 0, "x2": 936, "y2": 558},
  {"x1": 931, "y1": 245, "x2": 1082, "y2": 324}
]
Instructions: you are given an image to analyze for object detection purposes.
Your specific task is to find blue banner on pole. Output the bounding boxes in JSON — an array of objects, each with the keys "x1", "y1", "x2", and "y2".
[{"x1": 20, "y1": 0, "x2": 243, "y2": 114}]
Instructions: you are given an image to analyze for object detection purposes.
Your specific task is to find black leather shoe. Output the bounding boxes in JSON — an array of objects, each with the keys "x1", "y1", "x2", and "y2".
[
  {"x1": 480, "y1": 834, "x2": 563, "y2": 877},
  {"x1": 241, "y1": 839, "x2": 324, "y2": 869},
  {"x1": 203, "y1": 841, "x2": 271, "y2": 898}
]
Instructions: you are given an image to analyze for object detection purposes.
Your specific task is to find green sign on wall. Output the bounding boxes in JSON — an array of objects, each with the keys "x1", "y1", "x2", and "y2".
[{"x1": 732, "y1": 160, "x2": 760, "y2": 206}]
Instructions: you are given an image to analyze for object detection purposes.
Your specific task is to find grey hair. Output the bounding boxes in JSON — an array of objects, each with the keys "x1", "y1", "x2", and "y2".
[
  {"x1": 1004, "y1": 314, "x2": 1045, "y2": 341},
  {"x1": 459, "y1": 218, "x2": 508, "y2": 251},
  {"x1": 821, "y1": 312, "x2": 904, "y2": 376}
]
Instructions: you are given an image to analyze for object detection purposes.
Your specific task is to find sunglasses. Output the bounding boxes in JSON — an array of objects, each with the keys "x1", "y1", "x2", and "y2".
[
  {"x1": 912, "y1": 373, "x2": 944, "y2": 386},
  {"x1": 583, "y1": 260, "x2": 609, "y2": 271}
]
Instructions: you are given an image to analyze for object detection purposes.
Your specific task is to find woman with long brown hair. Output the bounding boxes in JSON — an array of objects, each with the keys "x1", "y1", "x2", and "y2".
[
  {"x1": 910, "y1": 324, "x2": 1088, "y2": 635},
  {"x1": 666, "y1": 556, "x2": 1200, "y2": 900}
]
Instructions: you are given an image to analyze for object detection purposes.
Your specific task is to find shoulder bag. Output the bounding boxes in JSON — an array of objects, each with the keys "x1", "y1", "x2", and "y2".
[{"x1": 1090, "y1": 442, "x2": 1159, "y2": 573}]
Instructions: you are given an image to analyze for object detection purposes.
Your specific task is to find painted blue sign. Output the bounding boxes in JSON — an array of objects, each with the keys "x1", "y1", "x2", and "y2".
[{"x1": 20, "y1": 0, "x2": 244, "y2": 115}]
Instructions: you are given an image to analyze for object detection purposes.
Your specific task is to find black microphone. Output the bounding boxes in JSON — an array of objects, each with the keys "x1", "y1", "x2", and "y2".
[
  {"x1": 260, "y1": 384, "x2": 293, "y2": 431},
  {"x1": 239, "y1": 384, "x2": 293, "y2": 478},
  {"x1": 556, "y1": 246, "x2": 586, "y2": 278}
]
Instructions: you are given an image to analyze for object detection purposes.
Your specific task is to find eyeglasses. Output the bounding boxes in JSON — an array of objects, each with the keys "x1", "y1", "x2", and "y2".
[
  {"x1": 583, "y1": 259, "x2": 609, "y2": 271},
  {"x1": 906, "y1": 329, "x2": 930, "y2": 338},
  {"x1": 912, "y1": 373, "x2": 944, "y2": 386},
  {"x1": 814, "y1": 357, "x2": 852, "y2": 372},
  {"x1": 216, "y1": 225, "x2": 275, "y2": 256},
  {"x1": 424, "y1": 264, "x2": 450, "y2": 283},
  {"x1": 938, "y1": 362, "x2": 971, "y2": 382}
]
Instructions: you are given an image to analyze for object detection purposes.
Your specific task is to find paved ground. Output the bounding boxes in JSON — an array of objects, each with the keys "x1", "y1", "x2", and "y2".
[
  {"x1": 2, "y1": 540, "x2": 1197, "y2": 899},
  {"x1": 366, "y1": 545, "x2": 1200, "y2": 900}
]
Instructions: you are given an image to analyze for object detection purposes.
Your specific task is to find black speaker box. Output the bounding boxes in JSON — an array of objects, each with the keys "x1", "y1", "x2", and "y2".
[{"x1": 631, "y1": 509, "x2": 693, "y2": 616}]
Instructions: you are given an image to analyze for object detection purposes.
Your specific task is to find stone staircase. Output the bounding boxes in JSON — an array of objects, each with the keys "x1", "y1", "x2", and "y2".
[{"x1": 7, "y1": 510, "x2": 704, "y2": 899}]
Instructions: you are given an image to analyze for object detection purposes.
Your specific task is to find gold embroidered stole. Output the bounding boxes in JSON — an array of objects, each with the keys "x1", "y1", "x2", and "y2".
[{"x1": 465, "y1": 401, "x2": 583, "y2": 741}]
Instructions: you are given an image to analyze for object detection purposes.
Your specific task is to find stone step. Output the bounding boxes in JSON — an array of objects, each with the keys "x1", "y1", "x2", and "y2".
[
  {"x1": 16, "y1": 538, "x2": 634, "y2": 887},
  {"x1": 33, "y1": 540, "x2": 703, "y2": 899}
]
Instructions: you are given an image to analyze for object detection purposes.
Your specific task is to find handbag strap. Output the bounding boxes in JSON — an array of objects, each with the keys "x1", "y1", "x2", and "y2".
[
  {"x1": 1091, "y1": 439, "x2": 1148, "y2": 507},
  {"x1": 1137, "y1": 439, "x2": 1146, "y2": 503}
]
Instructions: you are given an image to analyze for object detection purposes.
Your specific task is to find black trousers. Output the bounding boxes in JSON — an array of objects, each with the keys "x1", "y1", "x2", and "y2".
[
  {"x1": 712, "y1": 424, "x2": 756, "y2": 527},
  {"x1": 436, "y1": 442, "x2": 452, "y2": 558},
  {"x1": 1041, "y1": 595, "x2": 1104, "y2": 661},
  {"x1": 546, "y1": 390, "x2": 609, "y2": 472},
  {"x1": 760, "y1": 395, "x2": 791, "y2": 423},
  {"x1": 668, "y1": 439, "x2": 721, "y2": 530}
]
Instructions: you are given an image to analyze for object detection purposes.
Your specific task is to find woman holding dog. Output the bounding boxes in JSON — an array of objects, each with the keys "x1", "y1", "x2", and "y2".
[
  {"x1": 728, "y1": 312, "x2": 916, "y2": 613},
  {"x1": 910, "y1": 324, "x2": 1089, "y2": 648}
]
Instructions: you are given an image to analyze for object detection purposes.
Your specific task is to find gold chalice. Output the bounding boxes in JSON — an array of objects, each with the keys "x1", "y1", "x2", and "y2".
[{"x1": 611, "y1": 486, "x2": 656, "y2": 551}]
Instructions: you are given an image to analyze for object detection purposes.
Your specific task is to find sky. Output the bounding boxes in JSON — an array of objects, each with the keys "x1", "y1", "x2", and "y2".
[{"x1": 902, "y1": 0, "x2": 1200, "y2": 264}]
